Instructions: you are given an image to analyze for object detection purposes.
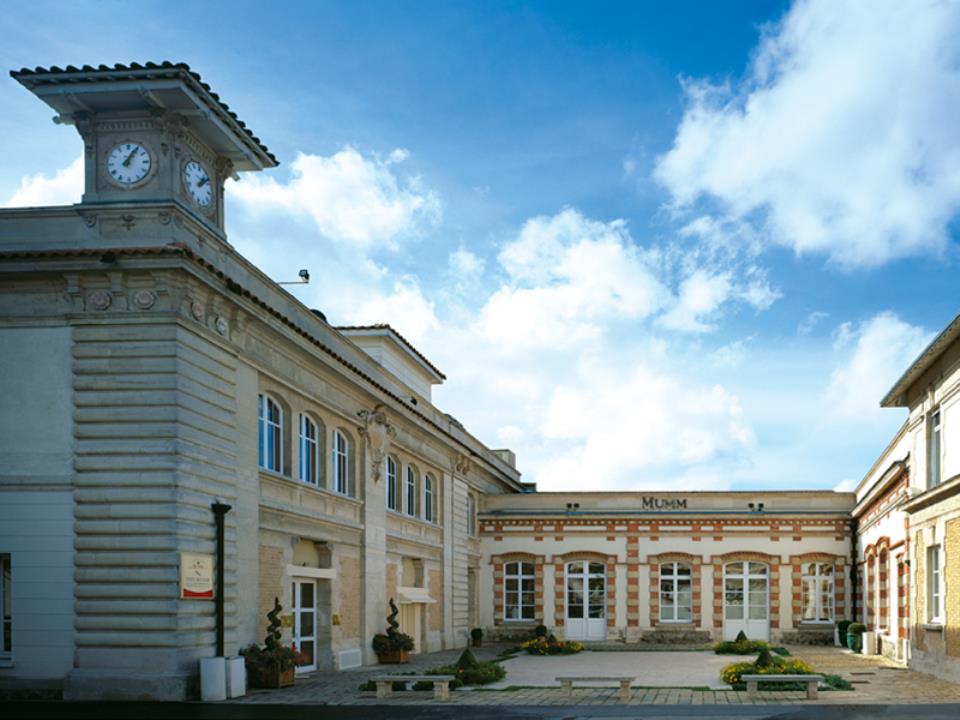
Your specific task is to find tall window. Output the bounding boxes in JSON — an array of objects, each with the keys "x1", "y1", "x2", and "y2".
[
  {"x1": 405, "y1": 466, "x2": 418, "y2": 517},
  {"x1": 504, "y1": 561, "x2": 535, "y2": 621},
  {"x1": 467, "y1": 494, "x2": 477, "y2": 537},
  {"x1": 386, "y1": 456, "x2": 398, "y2": 511},
  {"x1": 929, "y1": 411, "x2": 941, "y2": 488},
  {"x1": 801, "y1": 562, "x2": 834, "y2": 622},
  {"x1": 1, "y1": 555, "x2": 10, "y2": 658},
  {"x1": 332, "y1": 430, "x2": 349, "y2": 495},
  {"x1": 424, "y1": 475, "x2": 435, "y2": 523},
  {"x1": 258, "y1": 394, "x2": 283, "y2": 473},
  {"x1": 659, "y1": 562, "x2": 693, "y2": 622},
  {"x1": 928, "y1": 546, "x2": 941, "y2": 622},
  {"x1": 298, "y1": 414, "x2": 319, "y2": 485}
]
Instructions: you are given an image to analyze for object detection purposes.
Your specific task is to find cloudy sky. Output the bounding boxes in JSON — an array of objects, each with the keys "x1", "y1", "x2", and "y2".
[{"x1": 3, "y1": 0, "x2": 959, "y2": 493}]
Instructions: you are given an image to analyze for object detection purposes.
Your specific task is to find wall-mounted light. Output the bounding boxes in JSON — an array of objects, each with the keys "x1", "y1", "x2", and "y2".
[{"x1": 279, "y1": 268, "x2": 310, "y2": 285}]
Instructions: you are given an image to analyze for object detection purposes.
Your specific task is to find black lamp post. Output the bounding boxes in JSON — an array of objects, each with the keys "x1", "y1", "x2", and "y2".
[{"x1": 211, "y1": 501, "x2": 232, "y2": 657}]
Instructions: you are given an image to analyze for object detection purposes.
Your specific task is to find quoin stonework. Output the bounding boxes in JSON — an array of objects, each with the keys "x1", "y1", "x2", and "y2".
[{"x1": 0, "y1": 62, "x2": 958, "y2": 700}]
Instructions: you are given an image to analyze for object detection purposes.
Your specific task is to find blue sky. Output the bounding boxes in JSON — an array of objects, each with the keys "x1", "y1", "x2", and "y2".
[{"x1": 3, "y1": 0, "x2": 959, "y2": 492}]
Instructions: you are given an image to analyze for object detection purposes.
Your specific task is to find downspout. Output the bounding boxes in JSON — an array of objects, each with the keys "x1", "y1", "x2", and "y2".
[
  {"x1": 211, "y1": 501, "x2": 232, "y2": 657},
  {"x1": 849, "y1": 517, "x2": 859, "y2": 622}
]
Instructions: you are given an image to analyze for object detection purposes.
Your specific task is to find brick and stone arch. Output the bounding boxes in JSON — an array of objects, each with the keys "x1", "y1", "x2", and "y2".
[
  {"x1": 647, "y1": 552, "x2": 703, "y2": 628},
  {"x1": 789, "y1": 552, "x2": 846, "y2": 624},
  {"x1": 552, "y1": 551, "x2": 617, "y2": 628},
  {"x1": 491, "y1": 552, "x2": 544, "y2": 626},
  {"x1": 711, "y1": 551, "x2": 781, "y2": 630},
  {"x1": 876, "y1": 537, "x2": 891, "y2": 630},
  {"x1": 864, "y1": 542, "x2": 879, "y2": 630},
  {"x1": 896, "y1": 552, "x2": 909, "y2": 642}
]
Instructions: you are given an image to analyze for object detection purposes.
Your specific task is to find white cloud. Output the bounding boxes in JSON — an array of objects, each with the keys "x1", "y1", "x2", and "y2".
[
  {"x1": 229, "y1": 147, "x2": 440, "y2": 249},
  {"x1": 658, "y1": 270, "x2": 732, "y2": 333},
  {"x1": 347, "y1": 278, "x2": 440, "y2": 343},
  {"x1": 655, "y1": 0, "x2": 960, "y2": 266},
  {"x1": 3, "y1": 155, "x2": 83, "y2": 208},
  {"x1": 798, "y1": 311, "x2": 829, "y2": 336},
  {"x1": 833, "y1": 478, "x2": 857, "y2": 493},
  {"x1": 448, "y1": 247, "x2": 485, "y2": 276},
  {"x1": 476, "y1": 208, "x2": 668, "y2": 351},
  {"x1": 826, "y1": 312, "x2": 932, "y2": 420}
]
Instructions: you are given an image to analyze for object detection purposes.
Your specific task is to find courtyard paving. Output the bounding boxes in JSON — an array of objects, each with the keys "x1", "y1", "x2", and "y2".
[{"x1": 233, "y1": 642, "x2": 960, "y2": 706}]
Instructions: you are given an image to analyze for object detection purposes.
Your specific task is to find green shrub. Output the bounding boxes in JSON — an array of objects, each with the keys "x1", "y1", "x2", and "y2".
[
  {"x1": 823, "y1": 674, "x2": 853, "y2": 691},
  {"x1": 534, "y1": 624, "x2": 548, "y2": 637},
  {"x1": 431, "y1": 658, "x2": 505, "y2": 686},
  {"x1": 735, "y1": 630, "x2": 748, "y2": 643},
  {"x1": 755, "y1": 648, "x2": 775, "y2": 669},
  {"x1": 720, "y1": 654, "x2": 815, "y2": 689},
  {"x1": 713, "y1": 639, "x2": 769, "y2": 655},
  {"x1": 837, "y1": 620, "x2": 852, "y2": 638},
  {"x1": 520, "y1": 637, "x2": 584, "y2": 655},
  {"x1": 456, "y1": 648, "x2": 479, "y2": 669},
  {"x1": 847, "y1": 622, "x2": 866, "y2": 634}
]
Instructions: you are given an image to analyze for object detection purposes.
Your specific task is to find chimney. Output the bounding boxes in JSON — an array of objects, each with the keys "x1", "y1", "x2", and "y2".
[{"x1": 492, "y1": 449, "x2": 516, "y2": 468}]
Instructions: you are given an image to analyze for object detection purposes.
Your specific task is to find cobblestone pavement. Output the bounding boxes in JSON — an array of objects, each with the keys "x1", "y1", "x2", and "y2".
[{"x1": 233, "y1": 643, "x2": 960, "y2": 706}]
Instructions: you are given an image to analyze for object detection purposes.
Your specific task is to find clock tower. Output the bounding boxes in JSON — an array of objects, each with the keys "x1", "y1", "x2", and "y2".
[{"x1": 10, "y1": 62, "x2": 277, "y2": 237}]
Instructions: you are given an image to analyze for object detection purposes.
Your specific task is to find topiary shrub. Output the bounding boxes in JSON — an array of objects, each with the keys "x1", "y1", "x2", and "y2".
[
  {"x1": 534, "y1": 624, "x2": 548, "y2": 638},
  {"x1": 735, "y1": 630, "x2": 749, "y2": 643},
  {"x1": 755, "y1": 648, "x2": 775, "y2": 669},
  {"x1": 456, "y1": 648, "x2": 479, "y2": 670},
  {"x1": 714, "y1": 639, "x2": 770, "y2": 654}
]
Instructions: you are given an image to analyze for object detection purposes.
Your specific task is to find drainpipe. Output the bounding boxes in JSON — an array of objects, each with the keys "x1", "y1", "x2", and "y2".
[
  {"x1": 211, "y1": 501, "x2": 232, "y2": 656},
  {"x1": 849, "y1": 518, "x2": 859, "y2": 622}
]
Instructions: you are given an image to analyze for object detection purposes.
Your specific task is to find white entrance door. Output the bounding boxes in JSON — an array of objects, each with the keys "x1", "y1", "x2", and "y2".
[
  {"x1": 399, "y1": 603, "x2": 421, "y2": 653},
  {"x1": 292, "y1": 579, "x2": 317, "y2": 672},
  {"x1": 565, "y1": 561, "x2": 606, "y2": 641},
  {"x1": 723, "y1": 561, "x2": 770, "y2": 641}
]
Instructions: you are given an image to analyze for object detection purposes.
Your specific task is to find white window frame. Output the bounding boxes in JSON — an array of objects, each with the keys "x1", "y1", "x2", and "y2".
[
  {"x1": 659, "y1": 562, "x2": 693, "y2": 623},
  {"x1": 405, "y1": 466, "x2": 418, "y2": 517},
  {"x1": 258, "y1": 394, "x2": 284, "y2": 474},
  {"x1": 928, "y1": 410, "x2": 941, "y2": 489},
  {"x1": 298, "y1": 414, "x2": 319, "y2": 486},
  {"x1": 424, "y1": 475, "x2": 434, "y2": 524},
  {"x1": 800, "y1": 562, "x2": 835, "y2": 623},
  {"x1": 386, "y1": 456, "x2": 398, "y2": 511},
  {"x1": 467, "y1": 493, "x2": 477, "y2": 537},
  {"x1": 332, "y1": 430, "x2": 349, "y2": 496},
  {"x1": 504, "y1": 561, "x2": 536, "y2": 622},
  {"x1": 1, "y1": 554, "x2": 10, "y2": 659},
  {"x1": 928, "y1": 545, "x2": 942, "y2": 623}
]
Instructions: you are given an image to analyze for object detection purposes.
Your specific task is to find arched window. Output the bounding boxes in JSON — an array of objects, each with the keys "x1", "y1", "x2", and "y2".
[
  {"x1": 332, "y1": 430, "x2": 349, "y2": 495},
  {"x1": 405, "y1": 466, "x2": 418, "y2": 517},
  {"x1": 258, "y1": 394, "x2": 283, "y2": 473},
  {"x1": 298, "y1": 414, "x2": 319, "y2": 485},
  {"x1": 801, "y1": 562, "x2": 834, "y2": 622},
  {"x1": 386, "y1": 456, "x2": 398, "y2": 511},
  {"x1": 504, "y1": 561, "x2": 535, "y2": 621},
  {"x1": 424, "y1": 474, "x2": 435, "y2": 523},
  {"x1": 659, "y1": 562, "x2": 693, "y2": 622}
]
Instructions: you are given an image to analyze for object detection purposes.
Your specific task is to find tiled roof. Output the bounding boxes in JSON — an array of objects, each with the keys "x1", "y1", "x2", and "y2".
[
  {"x1": 336, "y1": 323, "x2": 446, "y2": 380},
  {"x1": 10, "y1": 62, "x2": 277, "y2": 167}
]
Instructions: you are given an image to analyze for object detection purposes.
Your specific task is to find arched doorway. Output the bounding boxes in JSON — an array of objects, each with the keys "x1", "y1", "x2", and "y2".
[
  {"x1": 723, "y1": 561, "x2": 770, "y2": 640},
  {"x1": 565, "y1": 560, "x2": 606, "y2": 641}
]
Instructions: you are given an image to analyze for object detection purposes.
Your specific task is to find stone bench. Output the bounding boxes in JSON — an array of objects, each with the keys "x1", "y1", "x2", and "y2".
[
  {"x1": 741, "y1": 674, "x2": 824, "y2": 700},
  {"x1": 556, "y1": 675, "x2": 633, "y2": 702},
  {"x1": 371, "y1": 674, "x2": 456, "y2": 700}
]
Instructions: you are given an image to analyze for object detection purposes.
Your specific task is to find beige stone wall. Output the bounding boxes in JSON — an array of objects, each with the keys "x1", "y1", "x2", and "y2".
[
  {"x1": 428, "y1": 569, "x2": 443, "y2": 631},
  {"x1": 946, "y1": 518, "x2": 960, "y2": 657},
  {"x1": 386, "y1": 563, "x2": 398, "y2": 610},
  {"x1": 914, "y1": 530, "x2": 926, "y2": 652},
  {"x1": 339, "y1": 554, "x2": 362, "y2": 638},
  {"x1": 258, "y1": 544, "x2": 285, "y2": 641}
]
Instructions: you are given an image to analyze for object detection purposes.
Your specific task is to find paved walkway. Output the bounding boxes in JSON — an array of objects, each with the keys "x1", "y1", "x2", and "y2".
[{"x1": 233, "y1": 643, "x2": 960, "y2": 706}]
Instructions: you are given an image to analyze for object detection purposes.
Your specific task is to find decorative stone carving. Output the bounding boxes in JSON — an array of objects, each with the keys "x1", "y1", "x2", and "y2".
[
  {"x1": 81, "y1": 214, "x2": 97, "y2": 228},
  {"x1": 190, "y1": 301, "x2": 205, "y2": 322},
  {"x1": 158, "y1": 211, "x2": 171, "y2": 225},
  {"x1": 120, "y1": 215, "x2": 136, "y2": 231},
  {"x1": 455, "y1": 453, "x2": 473, "y2": 477},
  {"x1": 132, "y1": 290, "x2": 156, "y2": 310},
  {"x1": 89, "y1": 290, "x2": 112, "y2": 311},
  {"x1": 215, "y1": 316, "x2": 229, "y2": 336},
  {"x1": 358, "y1": 404, "x2": 396, "y2": 483}
]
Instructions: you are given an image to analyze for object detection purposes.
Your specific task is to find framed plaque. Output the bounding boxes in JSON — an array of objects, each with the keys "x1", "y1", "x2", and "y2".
[{"x1": 180, "y1": 552, "x2": 214, "y2": 600}]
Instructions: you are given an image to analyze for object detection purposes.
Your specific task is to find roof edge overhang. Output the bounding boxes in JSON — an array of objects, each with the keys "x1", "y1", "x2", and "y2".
[{"x1": 881, "y1": 311, "x2": 960, "y2": 408}]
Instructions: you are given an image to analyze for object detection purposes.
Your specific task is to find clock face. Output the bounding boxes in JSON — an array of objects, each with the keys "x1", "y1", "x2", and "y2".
[
  {"x1": 183, "y1": 160, "x2": 213, "y2": 208},
  {"x1": 106, "y1": 142, "x2": 151, "y2": 185}
]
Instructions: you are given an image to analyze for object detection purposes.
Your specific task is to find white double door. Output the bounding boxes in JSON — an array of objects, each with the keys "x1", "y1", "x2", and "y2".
[
  {"x1": 723, "y1": 561, "x2": 770, "y2": 641},
  {"x1": 565, "y1": 560, "x2": 606, "y2": 641},
  {"x1": 292, "y1": 579, "x2": 317, "y2": 672}
]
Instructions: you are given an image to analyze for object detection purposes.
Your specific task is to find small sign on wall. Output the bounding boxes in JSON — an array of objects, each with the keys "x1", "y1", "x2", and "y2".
[{"x1": 180, "y1": 552, "x2": 214, "y2": 600}]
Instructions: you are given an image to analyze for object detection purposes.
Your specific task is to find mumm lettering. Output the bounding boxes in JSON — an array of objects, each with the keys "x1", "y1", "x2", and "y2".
[{"x1": 641, "y1": 497, "x2": 688, "y2": 510}]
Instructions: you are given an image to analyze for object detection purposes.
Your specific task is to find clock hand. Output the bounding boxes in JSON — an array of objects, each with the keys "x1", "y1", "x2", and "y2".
[
  {"x1": 197, "y1": 176, "x2": 209, "y2": 188},
  {"x1": 123, "y1": 146, "x2": 139, "y2": 167}
]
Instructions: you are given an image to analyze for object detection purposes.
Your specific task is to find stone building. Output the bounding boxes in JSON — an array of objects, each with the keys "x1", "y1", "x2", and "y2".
[
  {"x1": 875, "y1": 312, "x2": 960, "y2": 682},
  {"x1": 0, "y1": 61, "x2": 957, "y2": 701}
]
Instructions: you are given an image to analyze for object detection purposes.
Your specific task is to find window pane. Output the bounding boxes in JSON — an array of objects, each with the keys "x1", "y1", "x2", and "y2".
[
  {"x1": 802, "y1": 579, "x2": 816, "y2": 620},
  {"x1": 819, "y1": 564, "x2": 833, "y2": 576},
  {"x1": 725, "y1": 562, "x2": 743, "y2": 575},
  {"x1": 677, "y1": 564, "x2": 692, "y2": 576},
  {"x1": 725, "y1": 602, "x2": 743, "y2": 620},
  {"x1": 749, "y1": 562, "x2": 768, "y2": 576},
  {"x1": 568, "y1": 603, "x2": 583, "y2": 619},
  {"x1": 300, "y1": 610, "x2": 314, "y2": 636},
  {"x1": 521, "y1": 562, "x2": 534, "y2": 576},
  {"x1": 521, "y1": 592, "x2": 535, "y2": 606},
  {"x1": 748, "y1": 605, "x2": 767, "y2": 619},
  {"x1": 505, "y1": 578, "x2": 518, "y2": 592},
  {"x1": 589, "y1": 562, "x2": 605, "y2": 575},
  {"x1": 677, "y1": 605, "x2": 692, "y2": 621},
  {"x1": 521, "y1": 605, "x2": 535, "y2": 620},
  {"x1": 521, "y1": 578, "x2": 534, "y2": 592}
]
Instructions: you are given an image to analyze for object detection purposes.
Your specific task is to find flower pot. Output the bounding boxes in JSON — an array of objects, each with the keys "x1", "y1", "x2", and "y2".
[
  {"x1": 377, "y1": 649, "x2": 409, "y2": 664},
  {"x1": 249, "y1": 663, "x2": 295, "y2": 688},
  {"x1": 846, "y1": 632, "x2": 862, "y2": 653},
  {"x1": 472, "y1": 638, "x2": 482, "y2": 648}
]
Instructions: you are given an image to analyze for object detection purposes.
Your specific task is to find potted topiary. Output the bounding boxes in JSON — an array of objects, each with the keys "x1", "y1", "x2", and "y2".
[
  {"x1": 846, "y1": 622, "x2": 866, "y2": 653},
  {"x1": 470, "y1": 627, "x2": 483, "y2": 648},
  {"x1": 534, "y1": 624, "x2": 548, "y2": 638},
  {"x1": 372, "y1": 598, "x2": 415, "y2": 664},
  {"x1": 241, "y1": 597, "x2": 299, "y2": 688},
  {"x1": 837, "y1": 619, "x2": 852, "y2": 646}
]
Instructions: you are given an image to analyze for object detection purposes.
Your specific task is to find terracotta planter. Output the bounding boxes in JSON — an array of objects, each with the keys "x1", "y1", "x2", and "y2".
[{"x1": 376, "y1": 649, "x2": 410, "y2": 664}]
